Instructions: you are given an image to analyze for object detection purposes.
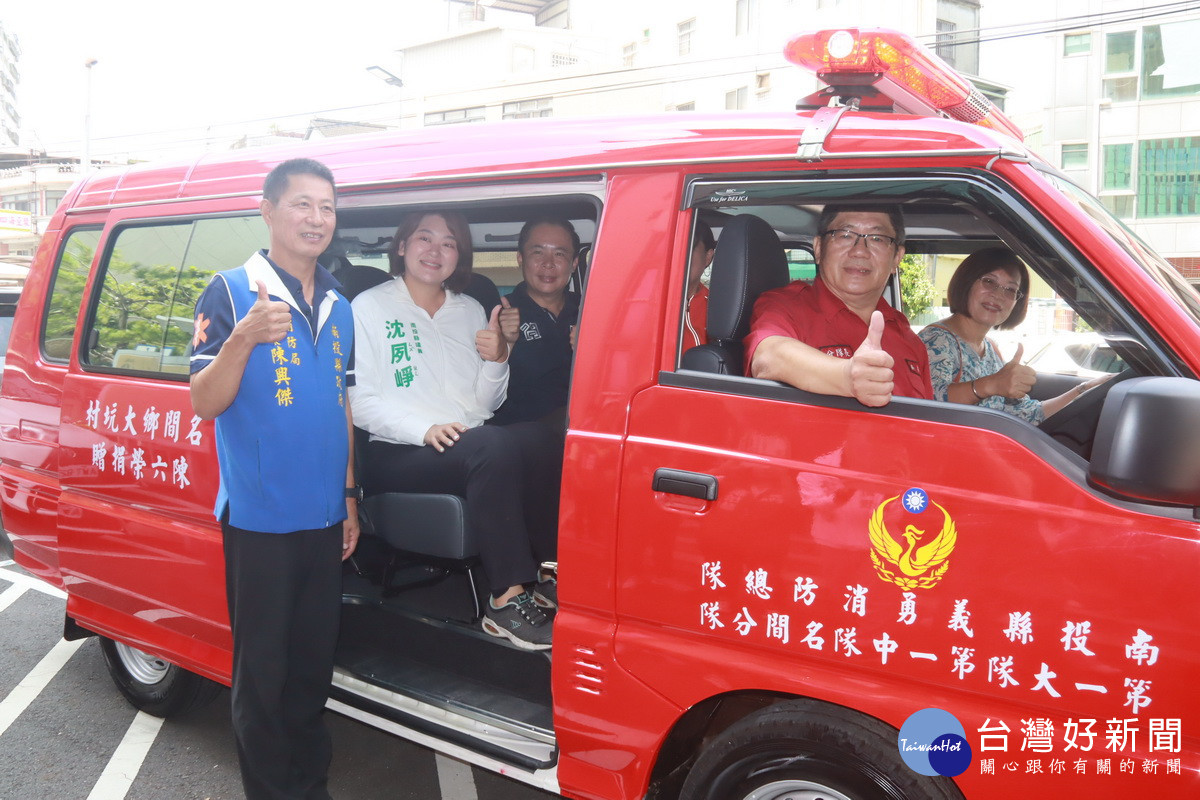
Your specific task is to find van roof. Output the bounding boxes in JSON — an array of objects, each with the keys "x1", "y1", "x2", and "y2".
[{"x1": 68, "y1": 110, "x2": 1028, "y2": 212}]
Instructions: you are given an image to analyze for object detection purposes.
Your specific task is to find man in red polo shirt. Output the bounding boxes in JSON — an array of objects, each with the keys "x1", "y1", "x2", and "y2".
[{"x1": 745, "y1": 205, "x2": 932, "y2": 406}]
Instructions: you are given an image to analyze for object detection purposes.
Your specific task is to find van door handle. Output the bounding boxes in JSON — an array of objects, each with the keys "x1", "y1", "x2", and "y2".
[{"x1": 652, "y1": 468, "x2": 718, "y2": 501}]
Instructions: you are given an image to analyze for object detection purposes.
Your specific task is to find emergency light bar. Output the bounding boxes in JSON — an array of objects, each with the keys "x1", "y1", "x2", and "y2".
[{"x1": 786, "y1": 28, "x2": 1025, "y2": 142}]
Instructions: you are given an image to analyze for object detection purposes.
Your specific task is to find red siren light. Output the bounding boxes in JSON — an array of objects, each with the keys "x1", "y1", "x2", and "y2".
[{"x1": 786, "y1": 28, "x2": 1025, "y2": 142}]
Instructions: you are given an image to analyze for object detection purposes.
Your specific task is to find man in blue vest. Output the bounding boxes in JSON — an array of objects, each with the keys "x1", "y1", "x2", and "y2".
[{"x1": 190, "y1": 158, "x2": 358, "y2": 800}]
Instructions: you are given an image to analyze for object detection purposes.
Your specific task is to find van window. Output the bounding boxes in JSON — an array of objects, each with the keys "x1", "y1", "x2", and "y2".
[
  {"x1": 85, "y1": 216, "x2": 266, "y2": 377},
  {"x1": 42, "y1": 227, "x2": 103, "y2": 362},
  {"x1": 675, "y1": 174, "x2": 1179, "y2": 460}
]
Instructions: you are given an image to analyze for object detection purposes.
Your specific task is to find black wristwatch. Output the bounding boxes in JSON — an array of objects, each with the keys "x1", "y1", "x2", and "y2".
[{"x1": 345, "y1": 485, "x2": 363, "y2": 501}]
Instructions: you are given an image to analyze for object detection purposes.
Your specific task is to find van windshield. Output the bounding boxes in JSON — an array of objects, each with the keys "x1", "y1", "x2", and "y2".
[{"x1": 1040, "y1": 168, "x2": 1200, "y2": 325}]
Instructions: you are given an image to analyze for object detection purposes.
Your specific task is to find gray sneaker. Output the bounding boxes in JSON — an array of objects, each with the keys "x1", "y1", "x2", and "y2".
[
  {"x1": 482, "y1": 591, "x2": 553, "y2": 650},
  {"x1": 533, "y1": 575, "x2": 557, "y2": 610}
]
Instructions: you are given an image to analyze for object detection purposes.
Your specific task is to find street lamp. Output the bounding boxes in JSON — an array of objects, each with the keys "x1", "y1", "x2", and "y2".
[
  {"x1": 83, "y1": 58, "x2": 98, "y2": 172},
  {"x1": 366, "y1": 65, "x2": 404, "y2": 129}
]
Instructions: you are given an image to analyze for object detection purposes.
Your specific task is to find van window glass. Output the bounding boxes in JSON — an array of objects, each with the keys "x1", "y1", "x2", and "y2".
[
  {"x1": 85, "y1": 216, "x2": 266, "y2": 378},
  {"x1": 42, "y1": 227, "x2": 103, "y2": 363}
]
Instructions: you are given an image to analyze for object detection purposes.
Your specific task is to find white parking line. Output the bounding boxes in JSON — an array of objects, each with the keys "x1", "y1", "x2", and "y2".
[
  {"x1": 0, "y1": 565, "x2": 67, "y2": 599},
  {"x1": 0, "y1": 582, "x2": 27, "y2": 614},
  {"x1": 0, "y1": 637, "x2": 85, "y2": 738},
  {"x1": 86, "y1": 711, "x2": 166, "y2": 800},
  {"x1": 436, "y1": 753, "x2": 479, "y2": 800}
]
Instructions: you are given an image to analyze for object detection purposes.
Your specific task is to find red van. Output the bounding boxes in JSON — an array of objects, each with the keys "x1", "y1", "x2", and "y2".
[{"x1": 2, "y1": 29, "x2": 1198, "y2": 800}]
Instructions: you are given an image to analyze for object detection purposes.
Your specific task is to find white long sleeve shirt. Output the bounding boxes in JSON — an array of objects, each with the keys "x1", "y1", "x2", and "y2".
[{"x1": 349, "y1": 275, "x2": 508, "y2": 446}]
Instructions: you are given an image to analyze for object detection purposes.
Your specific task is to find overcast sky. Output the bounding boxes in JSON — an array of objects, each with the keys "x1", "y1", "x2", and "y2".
[{"x1": 4, "y1": 0, "x2": 469, "y2": 161}]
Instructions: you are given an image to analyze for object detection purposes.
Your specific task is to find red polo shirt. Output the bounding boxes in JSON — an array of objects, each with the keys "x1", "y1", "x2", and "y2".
[{"x1": 744, "y1": 277, "x2": 933, "y2": 400}]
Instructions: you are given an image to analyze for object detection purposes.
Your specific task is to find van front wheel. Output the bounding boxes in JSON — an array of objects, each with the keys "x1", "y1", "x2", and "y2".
[
  {"x1": 678, "y1": 699, "x2": 963, "y2": 800},
  {"x1": 99, "y1": 637, "x2": 221, "y2": 717}
]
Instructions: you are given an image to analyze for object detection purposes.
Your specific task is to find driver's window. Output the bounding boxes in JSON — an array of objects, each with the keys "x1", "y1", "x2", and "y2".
[{"x1": 679, "y1": 175, "x2": 1164, "y2": 460}]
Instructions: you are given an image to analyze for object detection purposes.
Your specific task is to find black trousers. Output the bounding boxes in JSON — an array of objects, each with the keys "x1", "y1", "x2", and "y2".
[
  {"x1": 362, "y1": 421, "x2": 560, "y2": 594},
  {"x1": 223, "y1": 521, "x2": 344, "y2": 800}
]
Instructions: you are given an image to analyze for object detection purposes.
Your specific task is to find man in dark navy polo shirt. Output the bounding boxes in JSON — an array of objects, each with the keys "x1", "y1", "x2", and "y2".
[
  {"x1": 490, "y1": 217, "x2": 581, "y2": 427},
  {"x1": 745, "y1": 205, "x2": 932, "y2": 407}
]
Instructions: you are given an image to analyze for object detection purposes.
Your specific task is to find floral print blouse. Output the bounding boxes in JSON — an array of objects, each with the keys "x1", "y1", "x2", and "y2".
[{"x1": 918, "y1": 323, "x2": 1045, "y2": 425}]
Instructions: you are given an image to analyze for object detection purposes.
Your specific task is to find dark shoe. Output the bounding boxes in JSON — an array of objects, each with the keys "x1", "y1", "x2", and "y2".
[
  {"x1": 532, "y1": 575, "x2": 557, "y2": 610},
  {"x1": 482, "y1": 591, "x2": 553, "y2": 650}
]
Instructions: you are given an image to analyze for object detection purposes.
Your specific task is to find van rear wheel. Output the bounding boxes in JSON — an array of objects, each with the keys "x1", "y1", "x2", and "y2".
[
  {"x1": 99, "y1": 636, "x2": 221, "y2": 717},
  {"x1": 679, "y1": 699, "x2": 963, "y2": 800}
]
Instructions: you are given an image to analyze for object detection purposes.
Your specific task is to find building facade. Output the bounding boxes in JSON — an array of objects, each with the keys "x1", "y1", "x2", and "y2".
[
  {"x1": 398, "y1": 1, "x2": 983, "y2": 129},
  {"x1": 982, "y1": 0, "x2": 1200, "y2": 274},
  {"x1": 0, "y1": 22, "x2": 18, "y2": 149},
  {"x1": 0, "y1": 157, "x2": 78, "y2": 270}
]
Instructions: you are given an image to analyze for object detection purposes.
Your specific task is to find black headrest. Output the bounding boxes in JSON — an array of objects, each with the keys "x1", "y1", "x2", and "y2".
[
  {"x1": 339, "y1": 265, "x2": 391, "y2": 301},
  {"x1": 463, "y1": 272, "x2": 501, "y2": 313},
  {"x1": 706, "y1": 214, "x2": 790, "y2": 342}
]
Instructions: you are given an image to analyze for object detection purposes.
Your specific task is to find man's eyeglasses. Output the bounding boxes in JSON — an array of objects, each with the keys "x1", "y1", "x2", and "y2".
[
  {"x1": 822, "y1": 228, "x2": 898, "y2": 253},
  {"x1": 978, "y1": 275, "x2": 1024, "y2": 301}
]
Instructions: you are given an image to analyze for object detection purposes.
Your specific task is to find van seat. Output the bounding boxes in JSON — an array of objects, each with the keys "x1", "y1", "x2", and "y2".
[
  {"x1": 681, "y1": 214, "x2": 790, "y2": 375},
  {"x1": 362, "y1": 493, "x2": 477, "y2": 561},
  {"x1": 352, "y1": 425, "x2": 484, "y2": 620}
]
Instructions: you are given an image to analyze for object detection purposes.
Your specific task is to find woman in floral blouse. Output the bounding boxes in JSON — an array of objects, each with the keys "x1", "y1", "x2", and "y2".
[{"x1": 918, "y1": 247, "x2": 1105, "y2": 424}]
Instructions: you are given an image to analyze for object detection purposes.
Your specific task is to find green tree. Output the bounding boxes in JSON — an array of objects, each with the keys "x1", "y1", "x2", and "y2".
[{"x1": 899, "y1": 255, "x2": 937, "y2": 319}]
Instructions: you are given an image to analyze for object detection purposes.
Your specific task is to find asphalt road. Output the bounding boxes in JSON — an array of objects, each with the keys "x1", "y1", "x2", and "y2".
[{"x1": 0, "y1": 555, "x2": 560, "y2": 800}]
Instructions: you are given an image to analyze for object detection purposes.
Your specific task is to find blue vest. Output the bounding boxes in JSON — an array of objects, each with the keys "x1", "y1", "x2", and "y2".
[{"x1": 213, "y1": 261, "x2": 352, "y2": 533}]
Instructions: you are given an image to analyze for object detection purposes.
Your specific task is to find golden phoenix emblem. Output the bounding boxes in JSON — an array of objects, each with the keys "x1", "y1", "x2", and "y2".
[{"x1": 868, "y1": 493, "x2": 957, "y2": 590}]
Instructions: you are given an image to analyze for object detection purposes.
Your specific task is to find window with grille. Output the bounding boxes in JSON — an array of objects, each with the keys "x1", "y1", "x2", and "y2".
[
  {"x1": 1138, "y1": 137, "x2": 1200, "y2": 218},
  {"x1": 424, "y1": 107, "x2": 485, "y2": 126},
  {"x1": 503, "y1": 97, "x2": 553, "y2": 120},
  {"x1": 1061, "y1": 143, "x2": 1089, "y2": 170},
  {"x1": 1102, "y1": 144, "x2": 1133, "y2": 191},
  {"x1": 1064, "y1": 32, "x2": 1091, "y2": 56},
  {"x1": 678, "y1": 19, "x2": 695, "y2": 57}
]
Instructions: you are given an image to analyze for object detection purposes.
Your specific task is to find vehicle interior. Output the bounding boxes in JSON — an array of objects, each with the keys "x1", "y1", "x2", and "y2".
[{"x1": 324, "y1": 195, "x2": 599, "y2": 771}]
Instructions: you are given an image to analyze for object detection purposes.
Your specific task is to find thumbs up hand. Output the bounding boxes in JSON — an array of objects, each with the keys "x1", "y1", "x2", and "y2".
[
  {"x1": 237, "y1": 280, "x2": 292, "y2": 344},
  {"x1": 475, "y1": 304, "x2": 510, "y2": 363},
  {"x1": 979, "y1": 342, "x2": 1036, "y2": 399},
  {"x1": 846, "y1": 311, "x2": 895, "y2": 407},
  {"x1": 498, "y1": 296, "x2": 520, "y2": 345}
]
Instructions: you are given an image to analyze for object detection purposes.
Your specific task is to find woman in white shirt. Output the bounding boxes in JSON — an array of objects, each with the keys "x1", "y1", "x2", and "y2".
[{"x1": 350, "y1": 210, "x2": 558, "y2": 650}]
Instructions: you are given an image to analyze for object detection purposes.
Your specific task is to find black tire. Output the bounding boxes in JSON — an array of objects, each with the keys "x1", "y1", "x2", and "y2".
[
  {"x1": 679, "y1": 699, "x2": 964, "y2": 800},
  {"x1": 99, "y1": 636, "x2": 222, "y2": 718}
]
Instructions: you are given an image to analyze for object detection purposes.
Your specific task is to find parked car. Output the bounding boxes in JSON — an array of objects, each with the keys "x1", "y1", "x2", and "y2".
[{"x1": 1025, "y1": 333, "x2": 1126, "y2": 378}]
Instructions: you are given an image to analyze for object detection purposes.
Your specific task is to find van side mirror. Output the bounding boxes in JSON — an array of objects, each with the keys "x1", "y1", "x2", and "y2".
[{"x1": 1089, "y1": 377, "x2": 1200, "y2": 507}]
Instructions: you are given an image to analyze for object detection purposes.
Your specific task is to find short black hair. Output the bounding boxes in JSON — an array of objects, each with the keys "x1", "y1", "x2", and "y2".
[
  {"x1": 947, "y1": 247, "x2": 1030, "y2": 330},
  {"x1": 817, "y1": 204, "x2": 905, "y2": 247},
  {"x1": 695, "y1": 219, "x2": 716, "y2": 251},
  {"x1": 517, "y1": 217, "x2": 580, "y2": 258},
  {"x1": 263, "y1": 158, "x2": 336, "y2": 204}
]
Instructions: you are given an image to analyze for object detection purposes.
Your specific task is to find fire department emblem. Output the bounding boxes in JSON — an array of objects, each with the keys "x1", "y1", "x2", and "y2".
[{"x1": 868, "y1": 489, "x2": 957, "y2": 591}]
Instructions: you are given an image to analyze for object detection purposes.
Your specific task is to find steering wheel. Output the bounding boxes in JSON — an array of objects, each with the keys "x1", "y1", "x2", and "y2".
[{"x1": 1038, "y1": 368, "x2": 1138, "y2": 458}]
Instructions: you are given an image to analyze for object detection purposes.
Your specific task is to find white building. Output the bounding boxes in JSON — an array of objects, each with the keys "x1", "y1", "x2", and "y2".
[
  {"x1": 0, "y1": 22, "x2": 18, "y2": 148},
  {"x1": 982, "y1": 0, "x2": 1200, "y2": 274},
  {"x1": 0, "y1": 157, "x2": 79, "y2": 268},
  {"x1": 395, "y1": 1, "x2": 986, "y2": 128}
]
